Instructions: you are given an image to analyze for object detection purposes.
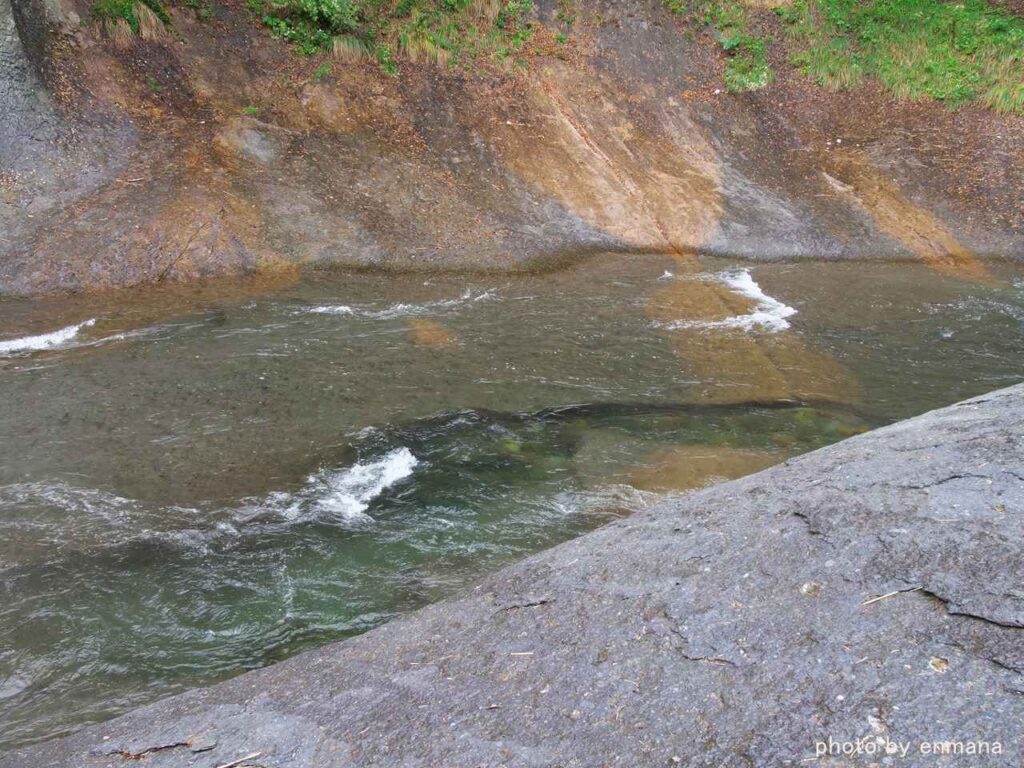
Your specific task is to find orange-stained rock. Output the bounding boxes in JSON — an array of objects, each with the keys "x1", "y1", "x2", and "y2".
[
  {"x1": 407, "y1": 319, "x2": 458, "y2": 348},
  {"x1": 628, "y1": 445, "x2": 785, "y2": 492}
]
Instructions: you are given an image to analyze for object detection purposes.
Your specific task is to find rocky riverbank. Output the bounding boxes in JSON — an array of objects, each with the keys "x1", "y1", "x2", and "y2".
[
  {"x1": 5, "y1": 383, "x2": 1022, "y2": 766},
  {"x1": 3, "y1": 0, "x2": 1023, "y2": 294}
]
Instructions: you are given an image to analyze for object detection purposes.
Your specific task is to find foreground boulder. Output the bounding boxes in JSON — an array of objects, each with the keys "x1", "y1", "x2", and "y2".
[{"x1": 5, "y1": 384, "x2": 1023, "y2": 766}]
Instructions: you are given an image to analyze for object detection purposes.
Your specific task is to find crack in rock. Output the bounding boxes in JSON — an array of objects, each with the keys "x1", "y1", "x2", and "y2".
[
  {"x1": 494, "y1": 597, "x2": 554, "y2": 613},
  {"x1": 894, "y1": 472, "x2": 993, "y2": 490},
  {"x1": 110, "y1": 741, "x2": 190, "y2": 760},
  {"x1": 940, "y1": 641, "x2": 1024, "y2": 676},
  {"x1": 665, "y1": 621, "x2": 738, "y2": 668},
  {"x1": 676, "y1": 651, "x2": 737, "y2": 667},
  {"x1": 921, "y1": 588, "x2": 1024, "y2": 630}
]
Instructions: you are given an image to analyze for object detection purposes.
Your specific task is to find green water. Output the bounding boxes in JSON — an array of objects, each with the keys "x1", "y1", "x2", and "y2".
[{"x1": 0, "y1": 255, "x2": 1021, "y2": 748}]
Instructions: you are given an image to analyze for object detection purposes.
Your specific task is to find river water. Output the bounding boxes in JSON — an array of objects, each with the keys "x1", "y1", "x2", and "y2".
[{"x1": 0, "y1": 254, "x2": 1022, "y2": 748}]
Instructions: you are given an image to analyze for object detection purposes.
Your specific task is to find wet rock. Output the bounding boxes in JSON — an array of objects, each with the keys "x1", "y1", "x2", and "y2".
[
  {"x1": 214, "y1": 118, "x2": 285, "y2": 165},
  {"x1": 627, "y1": 445, "x2": 783, "y2": 492}
]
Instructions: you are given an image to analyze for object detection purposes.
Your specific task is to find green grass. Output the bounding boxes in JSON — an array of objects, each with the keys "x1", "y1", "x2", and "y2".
[
  {"x1": 91, "y1": 0, "x2": 170, "y2": 34},
  {"x1": 780, "y1": 0, "x2": 1024, "y2": 113},
  {"x1": 662, "y1": 0, "x2": 1023, "y2": 112},
  {"x1": 722, "y1": 32, "x2": 771, "y2": 90},
  {"x1": 663, "y1": 0, "x2": 773, "y2": 92},
  {"x1": 246, "y1": 0, "x2": 535, "y2": 73}
]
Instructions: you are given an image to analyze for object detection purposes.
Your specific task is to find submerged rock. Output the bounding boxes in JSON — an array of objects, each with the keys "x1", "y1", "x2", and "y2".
[{"x1": 5, "y1": 383, "x2": 1022, "y2": 766}]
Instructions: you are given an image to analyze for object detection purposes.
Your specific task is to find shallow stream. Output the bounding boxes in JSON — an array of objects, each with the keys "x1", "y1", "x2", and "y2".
[{"x1": 1, "y1": 254, "x2": 1022, "y2": 747}]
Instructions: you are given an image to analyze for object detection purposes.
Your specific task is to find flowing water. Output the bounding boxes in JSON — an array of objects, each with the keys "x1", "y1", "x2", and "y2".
[{"x1": 0, "y1": 254, "x2": 1022, "y2": 748}]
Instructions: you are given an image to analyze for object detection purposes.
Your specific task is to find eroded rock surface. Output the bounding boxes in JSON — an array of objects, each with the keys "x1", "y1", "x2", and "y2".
[
  {"x1": 1, "y1": 0, "x2": 1022, "y2": 294},
  {"x1": 6, "y1": 384, "x2": 1023, "y2": 766}
]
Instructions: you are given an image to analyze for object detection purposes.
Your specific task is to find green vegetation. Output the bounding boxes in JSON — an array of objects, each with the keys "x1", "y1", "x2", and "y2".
[
  {"x1": 781, "y1": 0, "x2": 1024, "y2": 113},
  {"x1": 184, "y1": 0, "x2": 214, "y2": 22},
  {"x1": 91, "y1": 0, "x2": 169, "y2": 34},
  {"x1": 721, "y1": 31, "x2": 770, "y2": 90},
  {"x1": 663, "y1": 0, "x2": 1024, "y2": 113},
  {"x1": 246, "y1": 0, "x2": 536, "y2": 72},
  {"x1": 243, "y1": 104, "x2": 260, "y2": 115},
  {"x1": 555, "y1": 0, "x2": 576, "y2": 26},
  {"x1": 662, "y1": 0, "x2": 771, "y2": 92}
]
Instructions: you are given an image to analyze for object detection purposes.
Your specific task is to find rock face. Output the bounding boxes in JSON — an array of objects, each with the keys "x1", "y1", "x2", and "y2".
[
  {"x1": 6, "y1": 384, "x2": 1023, "y2": 767},
  {"x1": 1, "y1": 0, "x2": 57, "y2": 170},
  {"x1": 1, "y1": 0, "x2": 1022, "y2": 294}
]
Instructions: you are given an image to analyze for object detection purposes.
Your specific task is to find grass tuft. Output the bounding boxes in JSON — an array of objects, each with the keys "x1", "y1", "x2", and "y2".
[
  {"x1": 332, "y1": 33, "x2": 371, "y2": 61},
  {"x1": 980, "y1": 56, "x2": 1024, "y2": 112},
  {"x1": 722, "y1": 33, "x2": 771, "y2": 91},
  {"x1": 791, "y1": 38, "x2": 863, "y2": 90},
  {"x1": 469, "y1": 0, "x2": 502, "y2": 24},
  {"x1": 106, "y1": 15, "x2": 135, "y2": 44},
  {"x1": 135, "y1": 1, "x2": 167, "y2": 39},
  {"x1": 92, "y1": 0, "x2": 169, "y2": 36}
]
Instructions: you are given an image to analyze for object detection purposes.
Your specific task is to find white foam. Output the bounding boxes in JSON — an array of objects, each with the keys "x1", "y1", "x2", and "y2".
[
  {"x1": 312, "y1": 447, "x2": 419, "y2": 523},
  {"x1": 1, "y1": 447, "x2": 420, "y2": 559},
  {"x1": 550, "y1": 484, "x2": 655, "y2": 517},
  {"x1": 366, "y1": 303, "x2": 427, "y2": 320},
  {"x1": 660, "y1": 269, "x2": 797, "y2": 333},
  {"x1": 0, "y1": 319, "x2": 96, "y2": 355},
  {"x1": 302, "y1": 289, "x2": 495, "y2": 320},
  {"x1": 305, "y1": 307, "x2": 358, "y2": 315}
]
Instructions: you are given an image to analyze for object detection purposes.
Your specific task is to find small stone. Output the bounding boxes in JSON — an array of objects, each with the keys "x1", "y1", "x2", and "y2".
[
  {"x1": 929, "y1": 656, "x2": 949, "y2": 673},
  {"x1": 800, "y1": 581, "x2": 821, "y2": 597}
]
